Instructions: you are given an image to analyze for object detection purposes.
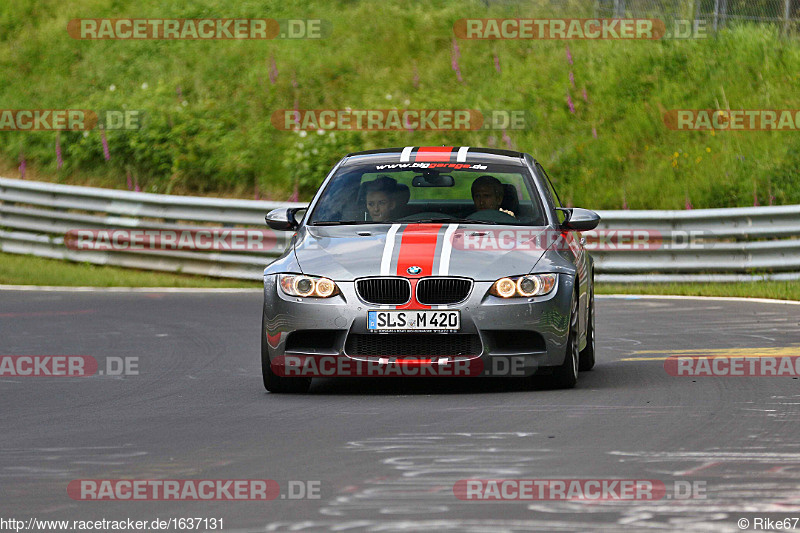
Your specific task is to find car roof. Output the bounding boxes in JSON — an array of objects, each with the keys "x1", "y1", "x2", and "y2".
[{"x1": 345, "y1": 146, "x2": 528, "y2": 165}]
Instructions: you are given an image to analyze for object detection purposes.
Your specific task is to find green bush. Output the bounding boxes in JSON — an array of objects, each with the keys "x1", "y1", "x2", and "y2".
[{"x1": 1, "y1": 0, "x2": 800, "y2": 207}]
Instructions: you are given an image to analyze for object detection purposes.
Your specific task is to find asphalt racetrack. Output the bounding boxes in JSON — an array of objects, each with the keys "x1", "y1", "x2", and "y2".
[{"x1": 2, "y1": 289, "x2": 800, "y2": 532}]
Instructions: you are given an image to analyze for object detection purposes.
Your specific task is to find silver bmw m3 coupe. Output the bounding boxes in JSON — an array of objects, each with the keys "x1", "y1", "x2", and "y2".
[{"x1": 261, "y1": 146, "x2": 600, "y2": 392}]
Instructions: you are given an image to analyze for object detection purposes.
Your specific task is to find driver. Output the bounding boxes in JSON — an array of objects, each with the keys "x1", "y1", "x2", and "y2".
[
  {"x1": 364, "y1": 176, "x2": 398, "y2": 222},
  {"x1": 471, "y1": 175, "x2": 515, "y2": 217}
]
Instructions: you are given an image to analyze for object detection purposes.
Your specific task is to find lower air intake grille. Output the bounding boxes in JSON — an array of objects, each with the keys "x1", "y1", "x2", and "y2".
[{"x1": 345, "y1": 334, "x2": 482, "y2": 357}]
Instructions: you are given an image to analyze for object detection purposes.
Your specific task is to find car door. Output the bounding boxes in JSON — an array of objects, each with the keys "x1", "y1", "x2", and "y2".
[{"x1": 535, "y1": 162, "x2": 590, "y2": 332}]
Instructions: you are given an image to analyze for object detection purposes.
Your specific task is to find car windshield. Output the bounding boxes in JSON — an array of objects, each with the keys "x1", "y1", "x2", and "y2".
[{"x1": 308, "y1": 161, "x2": 547, "y2": 226}]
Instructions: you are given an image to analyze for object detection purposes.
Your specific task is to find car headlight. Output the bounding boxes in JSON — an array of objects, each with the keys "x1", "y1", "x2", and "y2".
[
  {"x1": 279, "y1": 274, "x2": 339, "y2": 298},
  {"x1": 490, "y1": 274, "x2": 557, "y2": 298}
]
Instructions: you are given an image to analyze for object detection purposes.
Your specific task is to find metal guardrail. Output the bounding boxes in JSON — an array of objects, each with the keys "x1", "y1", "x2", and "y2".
[
  {"x1": 590, "y1": 205, "x2": 800, "y2": 281},
  {"x1": 0, "y1": 177, "x2": 302, "y2": 280},
  {"x1": 1, "y1": 177, "x2": 799, "y2": 282}
]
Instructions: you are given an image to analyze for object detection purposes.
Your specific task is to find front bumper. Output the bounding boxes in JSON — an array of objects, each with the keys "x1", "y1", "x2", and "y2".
[{"x1": 262, "y1": 274, "x2": 574, "y2": 378}]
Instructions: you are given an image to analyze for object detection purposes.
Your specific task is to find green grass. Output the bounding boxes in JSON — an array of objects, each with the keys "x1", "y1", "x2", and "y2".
[
  {"x1": 2, "y1": 0, "x2": 800, "y2": 207},
  {"x1": 0, "y1": 252, "x2": 261, "y2": 288},
  {"x1": 597, "y1": 281, "x2": 800, "y2": 301}
]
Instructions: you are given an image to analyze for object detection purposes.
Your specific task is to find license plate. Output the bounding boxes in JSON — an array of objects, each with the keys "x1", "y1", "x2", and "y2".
[{"x1": 367, "y1": 310, "x2": 460, "y2": 332}]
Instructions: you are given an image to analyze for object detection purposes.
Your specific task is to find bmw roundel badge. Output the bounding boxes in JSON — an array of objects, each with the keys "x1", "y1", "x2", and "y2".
[{"x1": 407, "y1": 266, "x2": 422, "y2": 275}]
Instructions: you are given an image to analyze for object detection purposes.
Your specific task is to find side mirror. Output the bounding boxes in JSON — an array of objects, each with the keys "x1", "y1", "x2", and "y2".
[
  {"x1": 557, "y1": 207, "x2": 600, "y2": 231},
  {"x1": 265, "y1": 207, "x2": 305, "y2": 231}
]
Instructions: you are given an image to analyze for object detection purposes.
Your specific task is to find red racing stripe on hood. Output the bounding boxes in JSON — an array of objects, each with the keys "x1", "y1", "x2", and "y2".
[{"x1": 395, "y1": 224, "x2": 444, "y2": 310}]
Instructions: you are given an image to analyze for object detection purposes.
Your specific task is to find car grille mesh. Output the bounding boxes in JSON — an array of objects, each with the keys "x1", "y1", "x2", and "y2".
[
  {"x1": 357, "y1": 277, "x2": 472, "y2": 305},
  {"x1": 416, "y1": 278, "x2": 472, "y2": 305},
  {"x1": 356, "y1": 278, "x2": 411, "y2": 305},
  {"x1": 345, "y1": 334, "x2": 482, "y2": 357}
]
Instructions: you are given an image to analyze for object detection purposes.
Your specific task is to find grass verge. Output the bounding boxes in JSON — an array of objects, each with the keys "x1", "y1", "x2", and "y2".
[
  {"x1": 597, "y1": 281, "x2": 800, "y2": 301},
  {"x1": 0, "y1": 252, "x2": 261, "y2": 288}
]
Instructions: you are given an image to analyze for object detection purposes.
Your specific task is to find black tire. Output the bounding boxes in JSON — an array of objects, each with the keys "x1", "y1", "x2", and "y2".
[
  {"x1": 261, "y1": 316, "x2": 311, "y2": 393},
  {"x1": 551, "y1": 292, "x2": 579, "y2": 389},
  {"x1": 579, "y1": 287, "x2": 596, "y2": 371}
]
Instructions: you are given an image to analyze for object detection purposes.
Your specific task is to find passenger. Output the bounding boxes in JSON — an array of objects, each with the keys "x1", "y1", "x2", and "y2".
[
  {"x1": 471, "y1": 175, "x2": 515, "y2": 217},
  {"x1": 364, "y1": 176, "x2": 398, "y2": 222}
]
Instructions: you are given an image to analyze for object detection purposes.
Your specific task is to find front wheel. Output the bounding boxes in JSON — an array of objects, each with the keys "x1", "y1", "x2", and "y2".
[
  {"x1": 551, "y1": 292, "x2": 579, "y2": 389},
  {"x1": 261, "y1": 317, "x2": 311, "y2": 393}
]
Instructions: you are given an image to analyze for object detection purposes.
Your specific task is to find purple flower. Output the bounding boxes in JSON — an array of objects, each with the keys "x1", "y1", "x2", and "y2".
[
  {"x1": 487, "y1": 135, "x2": 496, "y2": 148},
  {"x1": 582, "y1": 87, "x2": 588, "y2": 103},
  {"x1": 622, "y1": 194, "x2": 629, "y2": 209},
  {"x1": 254, "y1": 184, "x2": 261, "y2": 200},
  {"x1": 269, "y1": 56, "x2": 278, "y2": 84},
  {"x1": 501, "y1": 129, "x2": 512, "y2": 149},
  {"x1": 55, "y1": 132, "x2": 63, "y2": 170},
  {"x1": 569, "y1": 71, "x2": 575, "y2": 88},
  {"x1": 685, "y1": 194, "x2": 693, "y2": 210},
  {"x1": 592, "y1": 126, "x2": 598, "y2": 139},
  {"x1": 18, "y1": 155, "x2": 26, "y2": 179},
  {"x1": 289, "y1": 179, "x2": 299, "y2": 202},
  {"x1": 566, "y1": 92, "x2": 575, "y2": 114},
  {"x1": 451, "y1": 39, "x2": 462, "y2": 82},
  {"x1": 101, "y1": 129, "x2": 110, "y2": 161},
  {"x1": 134, "y1": 176, "x2": 140, "y2": 192},
  {"x1": 126, "y1": 170, "x2": 133, "y2": 190},
  {"x1": 565, "y1": 45, "x2": 573, "y2": 65},
  {"x1": 493, "y1": 52, "x2": 501, "y2": 73},
  {"x1": 291, "y1": 71, "x2": 298, "y2": 89}
]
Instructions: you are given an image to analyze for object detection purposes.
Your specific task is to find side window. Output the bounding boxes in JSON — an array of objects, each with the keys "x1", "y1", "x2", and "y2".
[{"x1": 536, "y1": 163, "x2": 566, "y2": 224}]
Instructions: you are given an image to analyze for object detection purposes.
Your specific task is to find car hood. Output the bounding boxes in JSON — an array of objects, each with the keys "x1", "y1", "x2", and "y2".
[{"x1": 293, "y1": 223, "x2": 550, "y2": 281}]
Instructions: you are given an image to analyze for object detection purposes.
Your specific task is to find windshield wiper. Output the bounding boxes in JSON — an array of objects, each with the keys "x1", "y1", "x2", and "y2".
[
  {"x1": 453, "y1": 219, "x2": 501, "y2": 225},
  {"x1": 403, "y1": 218, "x2": 460, "y2": 224},
  {"x1": 402, "y1": 218, "x2": 502, "y2": 225},
  {"x1": 309, "y1": 221, "x2": 391, "y2": 226}
]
